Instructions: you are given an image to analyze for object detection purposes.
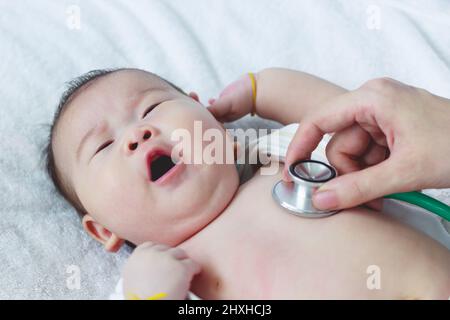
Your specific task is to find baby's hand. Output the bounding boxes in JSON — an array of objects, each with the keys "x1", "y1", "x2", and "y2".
[
  {"x1": 122, "y1": 242, "x2": 201, "y2": 300},
  {"x1": 207, "y1": 73, "x2": 255, "y2": 122}
]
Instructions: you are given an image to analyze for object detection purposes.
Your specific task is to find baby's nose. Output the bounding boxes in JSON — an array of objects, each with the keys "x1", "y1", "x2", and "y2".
[{"x1": 127, "y1": 128, "x2": 152, "y2": 152}]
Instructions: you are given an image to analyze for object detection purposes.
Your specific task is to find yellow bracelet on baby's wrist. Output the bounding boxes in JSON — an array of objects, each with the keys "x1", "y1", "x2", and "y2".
[
  {"x1": 248, "y1": 72, "x2": 257, "y2": 116},
  {"x1": 125, "y1": 292, "x2": 167, "y2": 300}
]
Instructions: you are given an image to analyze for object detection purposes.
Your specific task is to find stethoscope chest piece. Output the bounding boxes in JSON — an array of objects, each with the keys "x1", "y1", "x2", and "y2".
[{"x1": 272, "y1": 159, "x2": 340, "y2": 218}]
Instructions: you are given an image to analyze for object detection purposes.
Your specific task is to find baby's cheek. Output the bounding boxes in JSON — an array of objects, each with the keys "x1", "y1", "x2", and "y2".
[{"x1": 95, "y1": 170, "x2": 142, "y2": 225}]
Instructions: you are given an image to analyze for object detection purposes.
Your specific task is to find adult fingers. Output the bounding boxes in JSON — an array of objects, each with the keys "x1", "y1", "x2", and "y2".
[
  {"x1": 325, "y1": 126, "x2": 388, "y2": 211},
  {"x1": 362, "y1": 143, "x2": 389, "y2": 167},
  {"x1": 312, "y1": 158, "x2": 401, "y2": 210},
  {"x1": 364, "y1": 198, "x2": 384, "y2": 211},
  {"x1": 326, "y1": 124, "x2": 371, "y2": 175},
  {"x1": 283, "y1": 91, "x2": 364, "y2": 181}
]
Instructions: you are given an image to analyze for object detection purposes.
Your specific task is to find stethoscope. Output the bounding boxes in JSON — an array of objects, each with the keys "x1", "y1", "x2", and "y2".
[{"x1": 272, "y1": 159, "x2": 450, "y2": 222}]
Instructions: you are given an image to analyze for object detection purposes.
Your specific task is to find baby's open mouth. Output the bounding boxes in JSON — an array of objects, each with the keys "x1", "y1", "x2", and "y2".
[{"x1": 148, "y1": 153, "x2": 176, "y2": 182}]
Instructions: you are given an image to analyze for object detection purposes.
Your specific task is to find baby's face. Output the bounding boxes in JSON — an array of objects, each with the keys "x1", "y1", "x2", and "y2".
[{"x1": 53, "y1": 70, "x2": 239, "y2": 247}]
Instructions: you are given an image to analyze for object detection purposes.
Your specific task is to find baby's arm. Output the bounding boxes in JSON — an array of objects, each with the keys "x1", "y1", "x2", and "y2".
[
  {"x1": 255, "y1": 68, "x2": 346, "y2": 124},
  {"x1": 208, "y1": 68, "x2": 346, "y2": 125},
  {"x1": 121, "y1": 242, "x2": 201, "y2": 300}
]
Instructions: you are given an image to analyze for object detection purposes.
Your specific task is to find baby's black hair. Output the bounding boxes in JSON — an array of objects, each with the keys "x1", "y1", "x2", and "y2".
[{"x1": 42, "y1": 68, "x2": 186, "y2": 248}]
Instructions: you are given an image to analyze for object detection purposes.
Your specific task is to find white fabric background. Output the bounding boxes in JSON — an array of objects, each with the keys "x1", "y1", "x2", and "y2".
[{"x1": 0, "y1": 0, "x2": 449, "y2": 299}]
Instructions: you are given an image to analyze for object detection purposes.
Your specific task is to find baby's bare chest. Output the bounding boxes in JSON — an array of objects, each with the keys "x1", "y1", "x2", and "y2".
[
  {"x1": 187, "y1": 167, "x2": 445, "y2": 299},
  {"x1": 189, "y1": 169, "x2": 423, "y2": 299},
  {"x1": 190, "y1": 168, "x2": 349, "y2": 298}
]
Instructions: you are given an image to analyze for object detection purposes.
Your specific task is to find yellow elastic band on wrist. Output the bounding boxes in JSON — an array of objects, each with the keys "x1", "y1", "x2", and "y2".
[
  {"x1": 125, "y1": 292, "x2": 167, "y2": 300},
  {"x1": 248, "y1": 72, "x2": 257, "y2": 116}
]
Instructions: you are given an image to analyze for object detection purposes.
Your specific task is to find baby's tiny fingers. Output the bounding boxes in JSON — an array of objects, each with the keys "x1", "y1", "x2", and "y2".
[
  {"x1": 206, "y1": 105, "x2": 218, "y2": 116},
  {"x1": 181, "y1": 259, "x2": 202, "y2": 275},
  {"x1": 137, "y1": 241, "x2": 156, "y2": 249},
  {"x1": 152, "y1": 244, "x2": 171, "y2": 251},
  {"x1": 208, "y1": 98, "x2": 216, "y2": 105},
  {"x1": 169, "y1": 247, "x2": 189, "y2": 260}
]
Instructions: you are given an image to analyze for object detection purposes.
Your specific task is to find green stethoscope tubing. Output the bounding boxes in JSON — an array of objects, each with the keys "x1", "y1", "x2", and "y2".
[{"x1": 385, "y1": 191, "x2": 450, "y2": 222}]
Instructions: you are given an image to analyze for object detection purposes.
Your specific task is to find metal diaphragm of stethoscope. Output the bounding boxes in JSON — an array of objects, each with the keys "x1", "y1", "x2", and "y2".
[
  {"x1": 272, "y1": 159, "x2": 340, "y2": 218},
  {"x1": 272, "y1": 159, "x2": 450, "y2": 221}
]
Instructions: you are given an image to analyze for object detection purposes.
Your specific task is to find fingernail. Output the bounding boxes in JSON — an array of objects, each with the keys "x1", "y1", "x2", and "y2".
[
  {"x1": 282, "y1": 169, "x2": 291, "y2": 182},
  {"x1": 313, "y1": 190, "x2": 338, "y2": 210}
]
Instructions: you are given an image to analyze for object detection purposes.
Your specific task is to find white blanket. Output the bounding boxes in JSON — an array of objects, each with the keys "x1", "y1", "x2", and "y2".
[{"x1": 1, "y1": 0, "x2": 449, "y2": 299}]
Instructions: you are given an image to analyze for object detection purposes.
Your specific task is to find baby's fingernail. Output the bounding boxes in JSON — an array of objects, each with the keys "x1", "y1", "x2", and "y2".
[
  {"x1": 209, "y1": 98, "x2": 216, "y2": 105},
  {"x1": 313, "y1": 190, "x2": 338, "y2": 210}
]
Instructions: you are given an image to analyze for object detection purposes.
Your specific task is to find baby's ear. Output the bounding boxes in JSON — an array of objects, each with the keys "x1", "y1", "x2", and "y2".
[
  {"x1": 188, "y1": 91, "x2": 200, "y2": 102},
  {"x1": 82, "y1": 215, "x2": 125, "y2": 253}
]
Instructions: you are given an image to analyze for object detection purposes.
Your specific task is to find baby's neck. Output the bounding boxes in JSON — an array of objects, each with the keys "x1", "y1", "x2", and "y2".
[
  {"x1": 178, "y1": 165, "x2": 278, "y2": 255},
  {"x1": 177, "y1": 182, "x2": 245, "y2": 255}
]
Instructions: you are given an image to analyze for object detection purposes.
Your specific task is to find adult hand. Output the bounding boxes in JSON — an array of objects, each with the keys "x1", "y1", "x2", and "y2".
[{"x1": 284, "y1": 78, "x2": 450, "y2": 211}]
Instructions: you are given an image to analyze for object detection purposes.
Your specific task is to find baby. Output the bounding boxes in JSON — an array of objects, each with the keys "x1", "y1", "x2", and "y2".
[{"x1": 45, "y1": 67, "x2": 450, "y2": 299}]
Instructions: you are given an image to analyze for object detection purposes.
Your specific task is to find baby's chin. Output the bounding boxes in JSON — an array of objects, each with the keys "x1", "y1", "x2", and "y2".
[{"x1": 120, "y1": 160, "x2": 239, "y2": 246}]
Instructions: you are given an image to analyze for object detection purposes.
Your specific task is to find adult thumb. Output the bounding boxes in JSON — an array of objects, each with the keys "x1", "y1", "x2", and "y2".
[{"x1": 312, "y1": 160, "x2": 400, "y2": 210}]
